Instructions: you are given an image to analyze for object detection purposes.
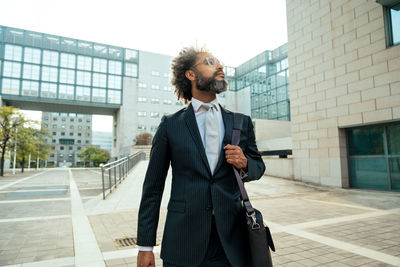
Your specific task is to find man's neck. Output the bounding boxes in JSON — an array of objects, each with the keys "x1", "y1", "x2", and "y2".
[{"x1": 192, "y1": 88, "x2": 216, "y2": 103}]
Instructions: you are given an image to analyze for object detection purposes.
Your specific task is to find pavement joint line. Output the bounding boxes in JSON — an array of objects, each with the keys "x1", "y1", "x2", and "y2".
[
  {"x1": 1, "y1": 256, "x2": 75, "y2": 267},
  {"x1": 267, "y1": 221, "x2": 400, "y2": 266},
  {"x1": 69, "y1": 168, "x2": 106, "y2": 267},
  {"x1": 0, "y1": 215, "x2": 71, "y2": 223},
  {"x1": 0, "y1": 169, "x2": 52, "y2": 191},
  {"x1": 301, "y1": 198, "x2": 382, "y2": 211},
  {"x1": 1, "y1": 189, "x2": 68, "y2": 193},
  {"x1": 102, "y1": 246, "x2": 161, "y2": 260},
  {"x1": 288, "y1": 208, "x2": 399, "y2": 229},
  {"x1": 0, "y1": 197, "x2": 70, "y2": 204}
]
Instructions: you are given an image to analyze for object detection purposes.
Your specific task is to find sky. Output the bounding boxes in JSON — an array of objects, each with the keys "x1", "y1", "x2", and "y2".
[{"x1": 1, "y1": 0, "x2": 288, "y2": 131}]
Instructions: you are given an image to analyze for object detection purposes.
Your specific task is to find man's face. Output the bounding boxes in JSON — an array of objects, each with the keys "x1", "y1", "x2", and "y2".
[{"x1": 192, "y1": 52, "x2": 228, "y2": 94}]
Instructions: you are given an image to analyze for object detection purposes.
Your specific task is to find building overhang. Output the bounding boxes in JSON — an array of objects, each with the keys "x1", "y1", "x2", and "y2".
[{"x1": 1, "y1": 94, "x2": 120, "y2": 115}]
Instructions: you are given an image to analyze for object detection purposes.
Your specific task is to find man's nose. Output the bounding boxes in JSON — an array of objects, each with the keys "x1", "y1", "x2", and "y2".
[{"x1": 216, "y1": 62, "x2": 223, "y2": 70}]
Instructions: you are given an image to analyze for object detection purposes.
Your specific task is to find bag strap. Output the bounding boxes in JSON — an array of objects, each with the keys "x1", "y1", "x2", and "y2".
[{"x1": 232, "y1": 113, "x2": 255, "y2": 215}]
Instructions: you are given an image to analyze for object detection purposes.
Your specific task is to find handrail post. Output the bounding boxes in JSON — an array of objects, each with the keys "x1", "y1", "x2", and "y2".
[
  {"x1": 109, "y1": 167, "x2": 112, "y2": 192},
  {"x1": 114, "y1": 162, "x2": 117, "y2": 187},
  {"x1": 101, "y1": 164, "x2": 105, "y2": 200}
]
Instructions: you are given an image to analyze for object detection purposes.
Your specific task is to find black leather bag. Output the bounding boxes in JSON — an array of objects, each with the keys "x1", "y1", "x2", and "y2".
[{"x1": 232, "y1": 113, "x2": 275, "y2": 267}]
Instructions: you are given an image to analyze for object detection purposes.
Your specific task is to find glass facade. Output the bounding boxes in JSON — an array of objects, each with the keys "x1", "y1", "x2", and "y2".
[
  {"x1": 347, "y1": 122, "x2": 400, "y2": 191},
  {"x1": 0, "y1": 26, "x2": 139, "y2": 105},
  {"x1": 226, "y1": 44, "x2": 290, "y2": 121}
]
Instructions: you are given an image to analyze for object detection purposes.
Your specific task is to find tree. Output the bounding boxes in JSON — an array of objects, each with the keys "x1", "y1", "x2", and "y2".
[
  {"x1": 32, "y1": 125, "x2": 51, "y2": 169},
  {"x1": 78, "y1": 146, "x2": 110, "y2": 166},
  {"x1": 16, "y1": 126, "x2": 36, "y2": 173},
  {"x1": 0, "y1": 107, "x2": 25, "y2": 176},
  {"x1": 134, "y1": 132, "x2": 153, "y2": 145}
]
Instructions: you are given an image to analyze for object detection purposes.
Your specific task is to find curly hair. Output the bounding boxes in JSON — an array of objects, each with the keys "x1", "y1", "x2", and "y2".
[{"x1": 171, "y1": 46, "x2": 207, "y2": 104}]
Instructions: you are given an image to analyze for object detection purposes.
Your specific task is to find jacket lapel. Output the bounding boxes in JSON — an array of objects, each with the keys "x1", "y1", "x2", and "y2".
[
  {"x1": 214, "y1": 105, "x2": 233, "y2": 174},
  {"x1": 184, "y1": 103, "x2": 212, "y2": 176}
]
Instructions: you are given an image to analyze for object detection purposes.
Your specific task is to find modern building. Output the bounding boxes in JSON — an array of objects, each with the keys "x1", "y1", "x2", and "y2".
[
  {"x1": 229, "y1": 44, "x2": 290, "y2": 121},
  {"x1": 286, "y1": 0, "x2": 400, "y2": 191},
  {"x1": 92, "y1": 131, "x2": 112, "y2": 152},
  {"x1": 42, "y1": 112, "x2": 92, "y2": 166},
  {"x1": 0, "y1": 25, "x2": 291, "y2": 158}
]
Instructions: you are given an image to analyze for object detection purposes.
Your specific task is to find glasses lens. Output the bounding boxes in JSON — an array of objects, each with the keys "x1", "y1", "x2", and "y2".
[{"x1": 206, "y1": 57, "x2": 215, "y2": 65}]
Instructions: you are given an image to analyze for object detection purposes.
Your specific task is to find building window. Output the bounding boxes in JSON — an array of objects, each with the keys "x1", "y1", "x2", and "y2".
[
  {"x1": 1, "y1": 78, "x2": 20, "y2": 95},
  {"x1": 24, "y1": 47, "x2": 41, "y2": 64},
  {"x1": 52, "y1": 125, "x2": 57, "y2": 129},
  {"x1": 76, "y1": 71, "x2": 91, "y2": 86},
  {"x1": 163, "y1": 86, "x2": 172, "y2": 91},
  {"x1": 76, "y1": 86, "x2": 90, "y2": 101},
  {"x1": 137, "y1": 125, "x2": 146, "y2": 130},
  {"x1": 59, "y1": 154, "x2": 64, "y2": 158},
  {"x1": 151, "y1": 71, "x2": 160, "y2": 76},
  {"x1": 125, "y1": 49, "x2": 138, "y2": 61},
  {"x1": 42, "y1": 66, "x2": 58, "y2": 82},
  {"x1": 77, "y1": 146, "x2": 81, "y2": 150},
  {"x1": 150, "y1": 98, "x2": 160, "y2": 104},
  {"x1": 93, "y1": 73, "x2": 107, "y2": 87},
  {"x1": 92, "y1": 88, "x2": 106, "y2": 102},
  {"x1": 52, "y1": 139, "x2": 56, "y2": 143},
  {"x1": 138, "y1": 111, "x2": 147, "y2": 117},
  {"x1": 70, "y1": 125, "x2": 74, "y2": 129},
  {"x1": 4, "y1": 44, "x2": 22, "y2": 61},
  {"x1": 69, "y1": 146, "x2": 73, "y2": 150},
  {"x1": 77, "y1": 140, "x2": 81, "y2": 144},
  {"x1": 42, "y1": 50, "x2": 59, "y2": 66},
  {"x1": 53, "y1": 117, "x2": 57, "y2": 121},
  {"x1": 125, "y1": 63, "x2": 138, "y2": 77},
  {"x1": 52, "y1": 132, "x2": 56, "y2": 136},
  {"x1": 108, "y1": 90, "x2": 121, "y2": 104},
  {"x1": 60, "y1": 53, "x2": 76, "y2": 69},
  {"x1": 59, "y1": 69, "x2": 75, "y2": 84},
  {"x1": 69, "y1": 133, "x2": 74, "y2": 136},
  {"x1": 380, "y1": 1, "x2": 400, "y2": 46},
  {"x1": 59, "y1": 84, "x2": 74, "y2": 99},
  {"x1": 108, "y1": 75, "x2": 121, "y2": 89},
  {"x1": 61, "y1": 132, "x2": 65, "y2": 136},
  {"x1": 138, "y1": 82, "x2": 147, "y2": 88},
  {"x1": 108, "y1": 60, "x2": 122, "y2": 75},
  {"x1": 23, "y1": 64, "x2": 40, "y2": 80},
  {"x1": 77, "y1": 56, "x2": 92, "y2": 71},
  {"x1": 151, "y1": 85, "x2": 160, "y2": 90},
  {"x1": 138, "y1": 97, "x2": 147, "y2": 103},
  {"x1": 150, "y1": 112, "x2": 159, "y2": 118},
  {"x1": 78, "y1": 133, "x2": 82, "y2": 137},
  {"x1": 60, "y1": 146, "x2": 64, "y2": 150},
  {"x1": 21, "y1": 81, "x2": 39, "y2": 96},
  {"x1": 3, "y1": 61, "x2": 21, "y2": 78},
  {"x1": 70, "y1": 118, "x2": 74, "y2": 122},
  {"x1": 163, "y1": 99, "x2": 172, "y2": 105},
  {"x1": 93, "y1": 58, "x2": 107, "y2": 73}
]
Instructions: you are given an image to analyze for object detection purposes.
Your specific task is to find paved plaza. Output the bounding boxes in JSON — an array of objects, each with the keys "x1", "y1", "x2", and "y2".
[{"x1": 0, "y1": 162, "x2": 399, "y2": 266}]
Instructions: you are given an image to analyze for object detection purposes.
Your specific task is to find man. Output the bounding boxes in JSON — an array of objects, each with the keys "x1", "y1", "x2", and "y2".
[{"x1": 137, "y1": 47, "x2": 265, "y2": 267}]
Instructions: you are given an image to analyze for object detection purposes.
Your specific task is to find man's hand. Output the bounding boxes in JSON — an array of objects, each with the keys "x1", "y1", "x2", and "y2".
[
  {"x1": 224, "y1": 144, "x2": 247, "y2": 169},
  {"x1": 137, "y1": 251, "x2": 155, "y2": 267}
]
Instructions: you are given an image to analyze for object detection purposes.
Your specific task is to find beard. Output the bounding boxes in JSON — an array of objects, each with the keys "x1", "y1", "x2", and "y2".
[{"x1": 195, "y1": 70, "x2": 228, "y2": 94}]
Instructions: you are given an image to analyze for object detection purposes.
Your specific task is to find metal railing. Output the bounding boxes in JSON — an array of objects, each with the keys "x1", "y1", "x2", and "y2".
[{"x1": 101, "y1": 151, "x2": 146, "y2": 199}]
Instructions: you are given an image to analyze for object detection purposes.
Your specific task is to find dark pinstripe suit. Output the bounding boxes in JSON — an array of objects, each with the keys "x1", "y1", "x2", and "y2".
[{"x1": 137, "y1": 103, "x2": 265, "y2": 267}]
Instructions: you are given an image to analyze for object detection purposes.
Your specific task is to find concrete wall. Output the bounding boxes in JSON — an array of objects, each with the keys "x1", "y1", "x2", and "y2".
[
  {"x1": 263, "y1": 157, "x2": 294, "y2": 179},
  {"x1": 253, "y1": 119, "x2": 291, "y2": 141},
  {"x1": 286, "y1": 0, "x2": 400, "y2": 187}
]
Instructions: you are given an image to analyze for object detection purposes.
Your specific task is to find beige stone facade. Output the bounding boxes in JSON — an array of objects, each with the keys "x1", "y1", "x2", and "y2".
[{"x1": 286, "y1": 0, "x2": 400, "y2": 187}]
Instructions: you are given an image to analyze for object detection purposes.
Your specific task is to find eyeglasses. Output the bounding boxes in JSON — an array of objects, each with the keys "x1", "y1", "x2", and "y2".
[{"x1": 193, "y1": 57, "x2": 223, "y2": 68}]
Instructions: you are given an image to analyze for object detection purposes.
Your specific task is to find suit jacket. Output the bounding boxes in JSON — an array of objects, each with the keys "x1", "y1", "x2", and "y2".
[{"x1": 137, "y1": 103, "x2": 266, "y2": 266}]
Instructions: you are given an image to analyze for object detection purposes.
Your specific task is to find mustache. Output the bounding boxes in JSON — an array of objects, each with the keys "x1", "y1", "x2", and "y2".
[{"x1": 213, "y1": 71, "x2": 224, "y2": 77}]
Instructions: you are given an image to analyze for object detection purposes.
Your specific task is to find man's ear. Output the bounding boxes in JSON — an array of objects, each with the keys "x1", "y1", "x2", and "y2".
[{"x1": 185, "y1": 70, "x2": 196, "y2": 81}]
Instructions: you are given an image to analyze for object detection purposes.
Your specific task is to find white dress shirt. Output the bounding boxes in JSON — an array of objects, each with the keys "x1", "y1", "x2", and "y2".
[{"x1": 138, "y1": 97, "x2": 225, "y2": 252}]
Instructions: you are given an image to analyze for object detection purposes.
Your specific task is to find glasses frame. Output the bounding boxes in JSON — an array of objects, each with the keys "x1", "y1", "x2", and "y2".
[{"x1": 192, "y1": 57, "x2": 223, "y2": 68}]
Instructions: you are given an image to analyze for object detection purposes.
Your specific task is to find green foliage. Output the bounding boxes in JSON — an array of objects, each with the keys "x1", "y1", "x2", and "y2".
[
  {"x1": 78, "y1": 146, "x2": 110, "y2": 165},
  {"x1": 0, "y1": 106, "x2": 50, "y2": 175}
]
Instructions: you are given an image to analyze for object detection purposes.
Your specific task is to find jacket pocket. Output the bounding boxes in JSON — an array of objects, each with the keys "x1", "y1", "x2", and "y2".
[{"x1": 167, "y1": 200, "x2": 186, "y2": 213}]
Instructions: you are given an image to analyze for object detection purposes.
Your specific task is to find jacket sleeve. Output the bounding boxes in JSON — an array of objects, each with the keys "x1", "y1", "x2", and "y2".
[
  {"x1": 137, "y1": 115, "x2": 170, "y2": 246},
  {"x1": 243, "y1": 115, "x2": 266, "y2": 182}
]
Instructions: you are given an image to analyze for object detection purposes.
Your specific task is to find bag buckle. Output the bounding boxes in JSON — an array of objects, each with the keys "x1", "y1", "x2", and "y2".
[{"x1": 247, "y1": 212, "x2": 260, "y2": 230}]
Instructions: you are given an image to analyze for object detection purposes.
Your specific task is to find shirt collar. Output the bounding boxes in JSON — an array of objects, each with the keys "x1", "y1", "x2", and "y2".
[{"x1": 192, "y1": 97, "x2": 219, "y2": 113}]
